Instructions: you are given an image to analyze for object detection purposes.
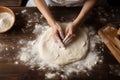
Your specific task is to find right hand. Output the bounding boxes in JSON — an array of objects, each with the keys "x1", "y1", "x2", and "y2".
[
  {"x1": 52, "y1": 23, "x2": 65, "y2": 48},
  {"x1": 63, "y1": 22, "x2": 76, "y2": 45}
]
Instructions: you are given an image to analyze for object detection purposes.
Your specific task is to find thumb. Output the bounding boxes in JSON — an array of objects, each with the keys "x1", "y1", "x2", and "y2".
[
  {"x1": 58, "y1": 29, "x2": 64, "y2": 40},
  {"x1": 65, "y1": 27, "x2": 69, "y2": 36}
]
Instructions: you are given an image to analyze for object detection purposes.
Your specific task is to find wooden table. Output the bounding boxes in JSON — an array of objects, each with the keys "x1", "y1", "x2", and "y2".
[
  {"x1": 0, "y1": 7, "x2": 120, "y2": 80},
  {"x1": 0, "y1": 0, "x2": 22, "y2": 6}
]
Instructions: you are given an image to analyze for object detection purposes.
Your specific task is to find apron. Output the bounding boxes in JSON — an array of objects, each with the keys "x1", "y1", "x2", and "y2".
[
  {"x1": 50, "y1": 0, "x2": 85, "y2": 6},
  {"x1": 26, "y1": 0, "x2": 108, "y2": 7},
  {"x1": 26, "y1": 0, "x2": 86, "y2": 7}
]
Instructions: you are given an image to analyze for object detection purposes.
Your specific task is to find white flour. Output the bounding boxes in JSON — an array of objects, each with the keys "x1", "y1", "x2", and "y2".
[
  {"x1": 17, "y1": 23, "x2": 103, "y2": 79},
  {"x1": 0, "y1": 12, "x2": 14, "y2": 31}
]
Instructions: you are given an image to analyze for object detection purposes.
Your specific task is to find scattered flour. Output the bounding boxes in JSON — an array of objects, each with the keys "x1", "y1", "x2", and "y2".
[
  {"x1": 45, "y1": 72, "x2": 57, "y2": 79},
  {"x1": 0, "y1": 12, "x2": 14, "y2": 31},
  {"x1": 17, "y1": 23, "x2": 103, "y2": 79},
  {"x1": 21, "y1": 9, "x2": 27, "y2": 14}
]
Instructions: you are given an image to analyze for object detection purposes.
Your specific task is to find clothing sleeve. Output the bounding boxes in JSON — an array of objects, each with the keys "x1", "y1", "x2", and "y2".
[
  {"x1": 26, "y1": 0, "x2": 36, "y2": 7},
  {"x1": 26, "y1": 0, "x2": 55, "y2": 7},
  {"x1": 26, "y1": 0, "x2": 86, "y2": 7},
  {"x1": 26, "y1": 0, "x2": 108, "y2": 7}
]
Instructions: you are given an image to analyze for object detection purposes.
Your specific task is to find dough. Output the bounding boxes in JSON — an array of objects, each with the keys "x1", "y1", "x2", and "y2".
[{"x1": 39, "y1": 23, "x2": 89, "y2": 65}]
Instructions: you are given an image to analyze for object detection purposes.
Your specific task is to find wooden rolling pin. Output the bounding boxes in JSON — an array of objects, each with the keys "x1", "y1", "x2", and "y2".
[
  {"x1": 104, "y1": 27, "x2": 120, "y2": 50},
  {"x1": 98, "y1": 26, "x2": 120, "y2": 64}
]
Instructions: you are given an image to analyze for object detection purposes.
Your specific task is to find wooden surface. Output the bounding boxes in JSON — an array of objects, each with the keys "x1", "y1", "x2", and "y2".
[
  {"x1": 0, "y1": 6, "x2": 120, "y2": 80},
  {"x1": 98, "y1": 25, "x2": 120, "y2": 63},
  {"x1": 0, "y1": 0, "x2": 22, "y2": 6}
]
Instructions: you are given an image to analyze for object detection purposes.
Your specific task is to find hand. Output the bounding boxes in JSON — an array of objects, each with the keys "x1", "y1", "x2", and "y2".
[
  {"x1": 52, "y1": 22, "x2": 65, "y2": 48},
  {"x1": 63, "y1": 22, "x2": 77, "y2": 45}
]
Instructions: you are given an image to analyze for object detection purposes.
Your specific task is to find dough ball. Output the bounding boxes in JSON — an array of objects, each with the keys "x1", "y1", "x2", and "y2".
[{"x1": 39, "y1": 23, "x2": 89, "y2": 65}]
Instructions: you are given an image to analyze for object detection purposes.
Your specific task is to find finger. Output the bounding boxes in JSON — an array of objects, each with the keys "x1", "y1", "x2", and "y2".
[
  {"x1": 64, "y1": 27, "x2": 73, "y2": 42},
  {"x1": 65, "y1": 28, "x2": 69, "y2": 36},
  {"x1": 63, "y1": 35, "x2": 73, "y2": 44},
  {"x1": 57, "y1": 39, "x2": 65, "y2": 48},
  {"x1": 63, "y1": 30, "x2": 72, "y2": 43},
  {"x1": 63, "y1": 33, "x2": 75, "y2": 43},
  {"x1": 63, "y1": 34, "x2": 70, "y2": 43},
  {"x1": 65, "y1": 37, "x2": 73, "y2": 45},
  {"x1": 53, "y1": 34, "x2": 65, "y2": 48},
  {"x1": 56, "y1": 23, "x2": 64, "y2": 40},
  {"x1": 63, "y1": 34, "x2": 76, "y2": 45},
  {"x1": 58, "y1": 29, "x2": 64, "y2": 40}
]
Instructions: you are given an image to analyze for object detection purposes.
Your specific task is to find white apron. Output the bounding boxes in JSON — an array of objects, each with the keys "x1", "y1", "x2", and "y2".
[{"x1": 26, "y1": 0, "x2": 85, "y2": 7}]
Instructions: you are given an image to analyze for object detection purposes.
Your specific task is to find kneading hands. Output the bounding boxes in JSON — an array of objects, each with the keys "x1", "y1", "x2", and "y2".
[{"x1": 34, "y1": 0, "x2": 96, "y2": 47}]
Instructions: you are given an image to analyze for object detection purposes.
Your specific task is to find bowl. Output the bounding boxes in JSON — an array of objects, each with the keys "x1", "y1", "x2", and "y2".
[{"x1": 0, "y1": 6, "x2": 15, "y2": 33}]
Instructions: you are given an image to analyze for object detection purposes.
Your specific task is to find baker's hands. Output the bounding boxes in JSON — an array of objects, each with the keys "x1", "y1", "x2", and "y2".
[
  {"x1": 52, "y1": 22, "x2": 78, "y2": 47},
  {"x1": 63, "y1": 22, "x2": 77, "y2": 45},
  {"x1": 52, "y1": 22, "x2": 65, "y2": 48}
]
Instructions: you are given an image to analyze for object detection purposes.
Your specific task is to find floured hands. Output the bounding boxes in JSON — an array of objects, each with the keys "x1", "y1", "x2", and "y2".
[
  {"x1": 34, "y1": 0, "x2": 96, "y2": 47},
  {"x1": 52, "y1": 22, "x2": 65, "y2": 48},
  {"x1": 63, "y1": 22, "x2": 77, "y2": 45},
  {"x1": 52, "y1": 22, "x2": 78, "y2": 47}
]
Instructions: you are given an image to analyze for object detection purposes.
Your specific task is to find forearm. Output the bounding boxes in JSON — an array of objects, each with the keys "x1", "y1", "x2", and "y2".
[
  {"x1": 34, "y1": 0, "x2": 56, "y2": 27},
  {"x1": 73, "y1": 0, "x2": 96, "y2": 26}
]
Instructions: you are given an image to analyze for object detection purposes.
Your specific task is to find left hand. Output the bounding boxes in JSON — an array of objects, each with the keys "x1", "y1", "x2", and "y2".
[
  {"x1": 63, "y1": 22, "x2": 77, "y2": 45},
  {"x1": 52, "y1": 22, "x2": 65, "y2": 48}
]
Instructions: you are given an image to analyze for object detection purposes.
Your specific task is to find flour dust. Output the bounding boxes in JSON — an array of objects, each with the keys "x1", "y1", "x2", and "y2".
[
  {"x1": 16, "y1": 22, "x2": 104, "y2": 79},
  {"x1": 0, "y1": 12, "x2": 14, "y2": 31}
]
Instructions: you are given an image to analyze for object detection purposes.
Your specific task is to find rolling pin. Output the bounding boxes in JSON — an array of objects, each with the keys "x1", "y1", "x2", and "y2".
[
  {"x1": 98, "y1": 28, "x2": 120, "y2": 64},
  {"x1": 102, "y1": 25, "x2": 120, "y2": 49}
]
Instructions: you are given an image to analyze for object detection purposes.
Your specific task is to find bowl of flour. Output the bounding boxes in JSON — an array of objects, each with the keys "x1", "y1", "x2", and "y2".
[{"x1": 0, "y1": 6, "x2": 15, "y2": 33}]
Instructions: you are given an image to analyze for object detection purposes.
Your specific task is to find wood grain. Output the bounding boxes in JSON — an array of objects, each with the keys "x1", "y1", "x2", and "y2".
[
  {"x1": 98, "y1": 29, "x2": 120, "y2": 63},
  {"x1": 0, "y1": 0, "x2": 22, "y2": 6}
]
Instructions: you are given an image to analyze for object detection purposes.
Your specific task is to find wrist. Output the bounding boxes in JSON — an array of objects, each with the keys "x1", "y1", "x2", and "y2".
[
  {"x1": 72, "y1": 21, "x2": 79, "y2": 28},
  {"x1": 47, "y1": 20, "x2": 57, "y2": 28}
]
